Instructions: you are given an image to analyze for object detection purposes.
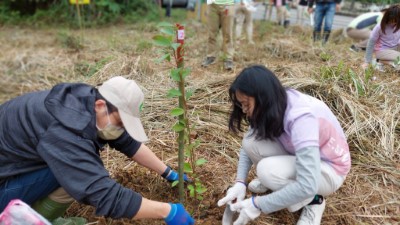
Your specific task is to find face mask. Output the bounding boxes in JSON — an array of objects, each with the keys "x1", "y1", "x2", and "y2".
[{"x1": 97, "y1": 107, "x2": 125, "y2": 140}]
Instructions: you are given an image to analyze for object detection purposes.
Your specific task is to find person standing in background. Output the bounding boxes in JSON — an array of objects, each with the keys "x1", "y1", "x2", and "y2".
[
  {"x1": 296, "y1": 0, "x2": 308, "y2": 25},
  {"x1": 274, "y1": 0, "x2": 290, "y2": 28},
  {"x1": 308, "y1": 0, "x2": 341, "y2": 44},
  {"x1": 264, "y1": 0, "x2": 275, "y2": 21},
  {"x1": 202, "y1": 0, "x2": 236, "y2": 71},
  {"x1": 235, "y1": 0, "x2": 256, "y2": 45}
]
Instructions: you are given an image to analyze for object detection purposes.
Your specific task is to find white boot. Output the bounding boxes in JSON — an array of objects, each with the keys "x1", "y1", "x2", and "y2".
[
  {"x1": 248, "y1": 178, "x2": 268, "y2": 194},
  {"x1": 296, "y1": 199, "x2": 326, "y2": 225}
]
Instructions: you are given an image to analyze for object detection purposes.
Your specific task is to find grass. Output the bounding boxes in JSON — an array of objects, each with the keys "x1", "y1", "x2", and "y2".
[{"x1": 0, "y1": 17, "x2": 399, "y2": 225}]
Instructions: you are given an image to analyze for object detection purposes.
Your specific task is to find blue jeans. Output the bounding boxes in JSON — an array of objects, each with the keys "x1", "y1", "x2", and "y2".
[
  {"x1": 0, "y1": 167, "x2": 60, "y2": 211},
  {"x1": 314, "y1": 2, "x2": 336, "y2": 33}
]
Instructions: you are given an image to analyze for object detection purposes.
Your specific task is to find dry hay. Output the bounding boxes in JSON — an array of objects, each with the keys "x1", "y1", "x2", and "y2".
[{"x1": 0, "y1": 20, "x2": 399, "y2": 225}]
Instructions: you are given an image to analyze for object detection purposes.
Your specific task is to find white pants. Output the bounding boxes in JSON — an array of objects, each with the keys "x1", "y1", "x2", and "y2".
[
  {"x1": 375, "y1": 45, "x2": 400, "y2": 62},
  {"x1": 296, "y1": 5, "x2": 307, "y2": 25},
  {"x1": 235, "y1": 4, "x2": 253, "y2": 43},
  {"x1": 242, "y1": 131, "x2": 345, "y2": 211}
]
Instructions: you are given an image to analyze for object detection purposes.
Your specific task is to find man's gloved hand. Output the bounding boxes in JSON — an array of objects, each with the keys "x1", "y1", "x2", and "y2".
[
  {"x1": 162, "y1": 166, "x2": 191, "y2": 183},
  {"x1": 230, "y1": 197, "x2": 261, "y2": 225},
  {"x1": 217, "y1": 182, "x2": 247, "y2": 207},
  {"x1": 164, "y1": 203, "x2": 195, "y2": 225}
]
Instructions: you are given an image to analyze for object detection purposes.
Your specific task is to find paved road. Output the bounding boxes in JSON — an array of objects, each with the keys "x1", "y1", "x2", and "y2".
[{"x1": 252, "y1": 4, "x2": 356, "y2": 30}]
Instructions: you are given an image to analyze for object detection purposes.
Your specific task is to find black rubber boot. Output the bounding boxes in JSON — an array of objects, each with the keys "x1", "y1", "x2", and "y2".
[
  {"x1": 322, "y1": 31, "x2": 331, "y2": 45},
  {"x1": 313, "y1": 31, "x2": 321, "y2": 42}
]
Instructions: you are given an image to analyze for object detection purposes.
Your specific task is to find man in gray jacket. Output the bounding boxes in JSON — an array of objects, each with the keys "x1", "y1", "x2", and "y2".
[{"x1": 0, "y1": 76, "x2": 194, "y2": 225}]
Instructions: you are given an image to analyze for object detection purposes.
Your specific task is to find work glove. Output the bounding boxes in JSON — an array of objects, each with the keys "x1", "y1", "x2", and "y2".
[
  {"x1": 164, "y1": 203, "x2": 195, "y2": 225},
  {"x1": 230, "y1": 197, "x2": 261, "y2": 225},
  {"x1": 162, "y1": 166, "x2": 192, "y2": 183},
  {"x1": 217, "y1": 182, "x2": 247, "y2": 207}
]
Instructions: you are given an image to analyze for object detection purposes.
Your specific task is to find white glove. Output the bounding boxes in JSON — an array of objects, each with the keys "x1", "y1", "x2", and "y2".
[
  {"x1": 230, "y1": 197, "x2": 261, "y2": 225},
  {"x1": 217, "y1": 182, "x2": 247, "y2": 207}
]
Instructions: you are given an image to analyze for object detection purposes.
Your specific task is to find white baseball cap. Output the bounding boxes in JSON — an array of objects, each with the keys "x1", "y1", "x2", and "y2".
[{"x1": 98, "y1": 76, "x2": 148, "y2": 142}]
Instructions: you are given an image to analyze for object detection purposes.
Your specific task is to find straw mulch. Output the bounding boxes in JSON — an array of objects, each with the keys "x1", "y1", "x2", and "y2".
[{"x1": 0, "y1": 20, "x2": 399, "y2": 225}]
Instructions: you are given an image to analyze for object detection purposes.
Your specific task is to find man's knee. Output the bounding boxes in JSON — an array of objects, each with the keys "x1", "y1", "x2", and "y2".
[{"x1": 48, "y1": 187, "x2": 74, "y2": 204}]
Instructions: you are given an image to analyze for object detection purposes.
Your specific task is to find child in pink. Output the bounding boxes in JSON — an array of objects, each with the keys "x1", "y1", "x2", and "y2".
[{"x1": 363, "y1": 4, "x2": 400, "y2": 69}]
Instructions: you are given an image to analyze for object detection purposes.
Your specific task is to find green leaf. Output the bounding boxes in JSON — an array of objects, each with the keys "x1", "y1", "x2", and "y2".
[
  {"x1": 171, "y1": 180, "x2": 179, "y2": 187},
  {"x1": 108, "y1": 2, "x2": 121, "y2": 14},
  {"x1": 185, "y1": 89, "x2": 193, "y2": 100},
  {"x1": 185, "y1": 149, "x2": 191, "y2": 158},
  {"x1": 172, "y1": 123, "x2": 184, "y2": 132},
  {"x1": 184, "y1": 162, "x2": 193, "y2": 173},
  {"x1": 170, "y1": 68, "x2": 181, "y2": 81},
  {"x1": 195, "y1": 158, "x2": 207, "y2": 166},
  {"x1": 170, "y1": 108, "x2": 184, "y2": 116},
  {"x1": 160, "y1": 27, "x2": 175, "y2": 36},
  {"x1": 349, "y1": 69, "x2": 365, "y2": 96},
  {"x1": 188, "y1": 184, "x2": 194, "y2": 191},
  {"x1": 167, "y1": 89, "x2": 182, "y2": 98},
  {"x1": 179, "y1": 119, "x2": 186, "y2": 126},
  {"x1": 196, "y1": 186, "x2": 207, "y2": 194},
  {"x1": 153, "y1": 35, "x2": 172, "y2": 47},
  {"x1": 181, "y1": 68, "x2": 191, "y2": 79},
  {"x1": 196, "y1": 195, "x2": 204, "y2": 200},
  {"x1": 171, "y1": 43, "x2": 181, "y2": 51},
  {"x1": 154, "y1": 53, "x2": 170, "y2": 63},
  {"x1": 189, "y1": 187, "x2": 195, "y2": 197}
]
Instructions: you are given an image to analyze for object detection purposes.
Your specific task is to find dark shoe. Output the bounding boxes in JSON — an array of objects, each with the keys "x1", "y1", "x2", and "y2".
[
  {"x1": 224, "y1": 60, "x2": 234, "y2": 71},
  {"x1": 283, "y1": 20, "x2": 290, "y2": 28},
  {"x1": 349, "y1": 45, "x2": 361, "y2": 52},
  {"x1": 201, "y1": 56, "x2": 216, "y2": 67}
]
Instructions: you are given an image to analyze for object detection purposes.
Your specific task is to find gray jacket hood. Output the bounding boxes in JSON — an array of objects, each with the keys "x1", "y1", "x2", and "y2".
[{"x1": 45, "y1": 83, "x2": 97, "y2": 138}]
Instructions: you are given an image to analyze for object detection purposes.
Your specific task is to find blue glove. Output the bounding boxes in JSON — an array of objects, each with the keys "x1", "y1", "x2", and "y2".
[
  {"x1": 165, "y1": 203, "x2": 195, "y2": 225},
  {"x1": 162, "y1": 166, "x2": 192, "y2": 183}
]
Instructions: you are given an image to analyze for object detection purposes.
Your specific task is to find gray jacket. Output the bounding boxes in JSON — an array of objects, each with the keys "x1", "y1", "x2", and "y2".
[{"x1": 0, "y1": 83, "x2": 142, "y2": 219}]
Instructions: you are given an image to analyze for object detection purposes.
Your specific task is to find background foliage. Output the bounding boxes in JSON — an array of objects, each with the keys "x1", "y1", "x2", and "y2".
[{"x1": 0, "y1": 0, "x2": 161, "y2": 26}]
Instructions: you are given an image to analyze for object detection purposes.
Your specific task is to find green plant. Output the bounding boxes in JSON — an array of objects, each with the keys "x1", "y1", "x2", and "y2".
[
  {"x1": 57, "y1": 30, "x2": 82, "y2": 51},
  {"x1": 319, "y1": 61, "x2": 377, "y2": 97},
  {"x1": 0, "y1": 0, "x2": 160, "y2": 26},
  {"x1": 153, "y1": 22, "x2": 207, "y2": 203},
  {"x1": 74, "y1": 57, "x2": 111, "y2": 77},
  {"x1": 136, "y1": 40, "x2": 153, "y2": 52},
  {"x1": 319, "y1": 51, "x2": 332, "y2": 62}
]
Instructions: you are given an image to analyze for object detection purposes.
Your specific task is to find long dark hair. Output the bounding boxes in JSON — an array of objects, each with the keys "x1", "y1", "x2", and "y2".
[
  {"x1": 380, "y1": 4, "x2": 400, "y2": 34},
  {"x1": 228, "y1": 65, "x2": 287, "y2": 140}
]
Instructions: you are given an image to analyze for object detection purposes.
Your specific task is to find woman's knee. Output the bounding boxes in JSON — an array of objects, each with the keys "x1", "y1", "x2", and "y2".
[
  {"x1": 256, "y1": 156, "x2": 296, "y2": 190},
  {"x1": 256, "y1": 158, "x2": 277, "y2": 187}
]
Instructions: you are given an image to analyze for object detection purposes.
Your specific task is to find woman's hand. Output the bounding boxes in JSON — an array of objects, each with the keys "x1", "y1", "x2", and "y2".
[
  {"x1": 218, "y1": 182, "x2": 247, "y2": 207},
  {"x1": 230, "y1": 197, "x2": 262, "y2": 225}
]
